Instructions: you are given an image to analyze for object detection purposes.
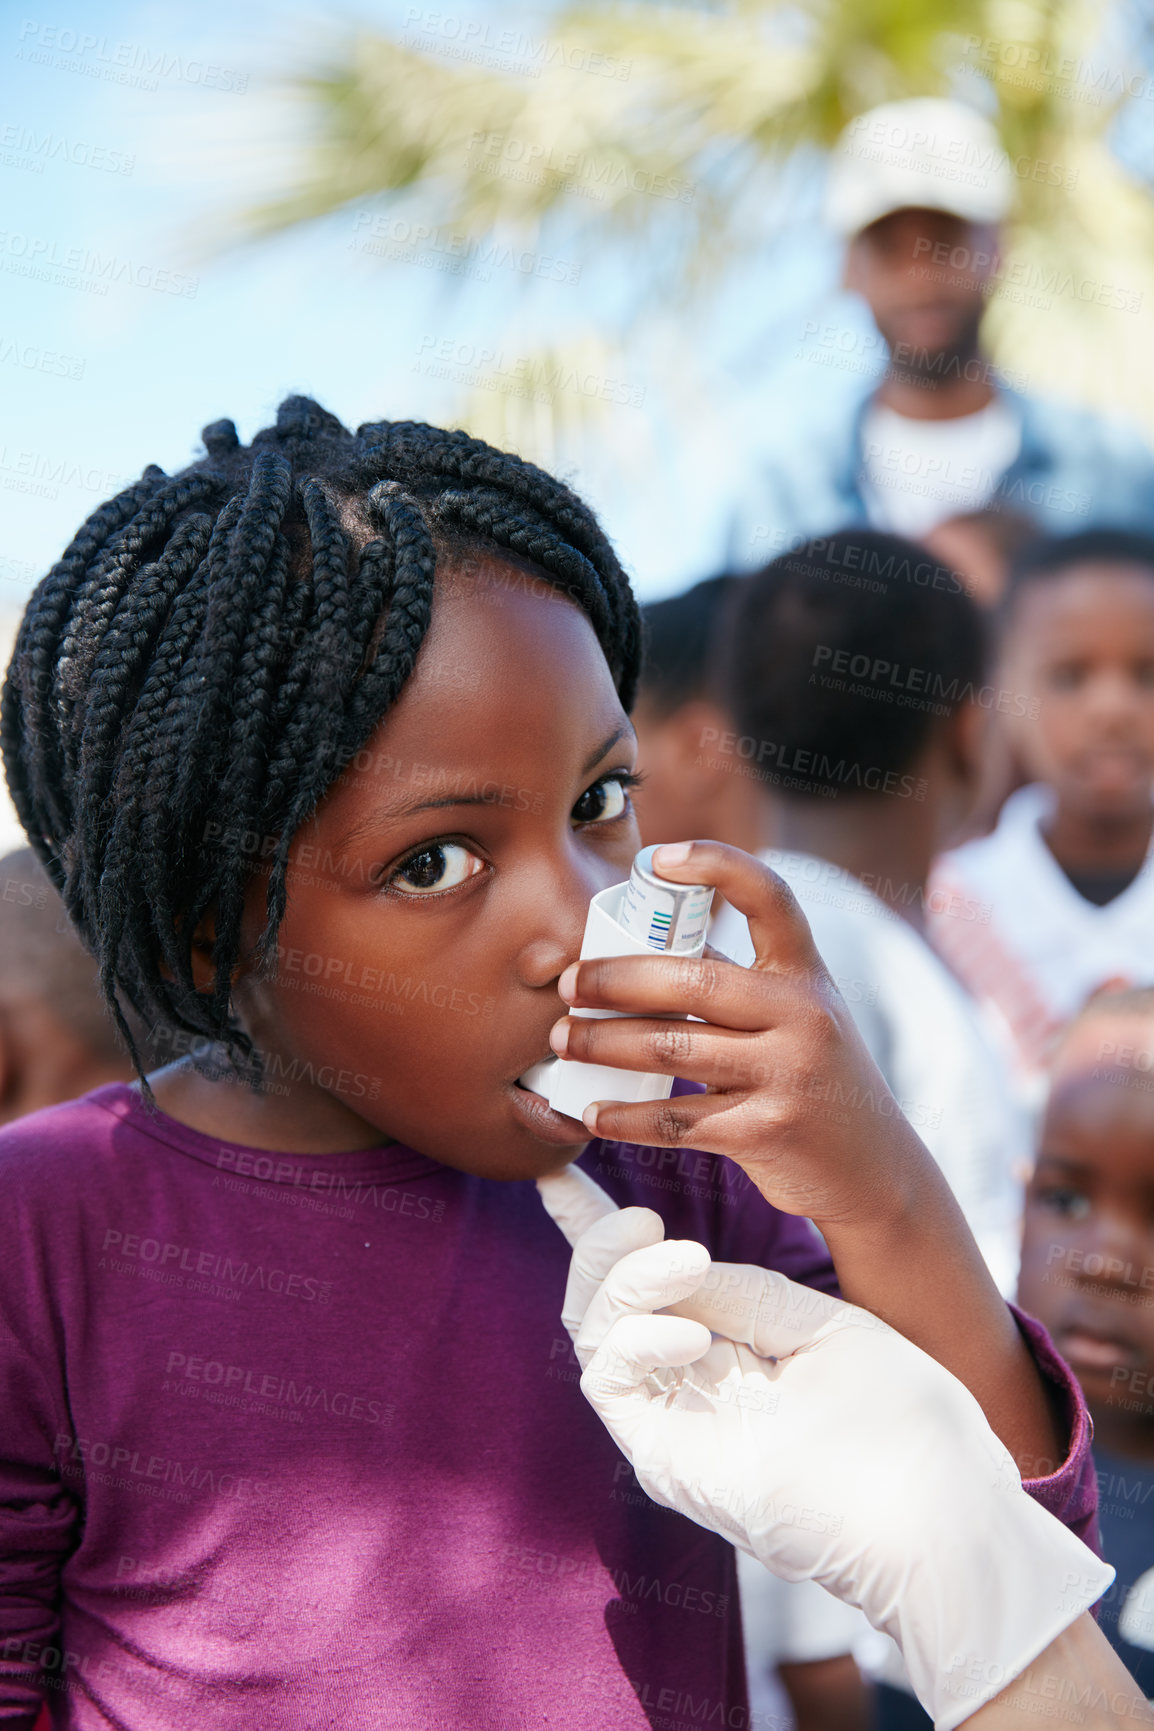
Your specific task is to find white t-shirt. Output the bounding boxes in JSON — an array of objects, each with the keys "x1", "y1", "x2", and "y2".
[
  {"x1": 737, "y1": 1554, "x2": 867, "y2": 1723},
  {"x1": 710, "y1": 848, "x2": 1027, "y2": 1297},
  {"x1": 859, "y1": 395, "x2": 1022, "y2": 537},
  {"x1": 929, "y1": 783, "x2": 1154, "y2": 1099}
]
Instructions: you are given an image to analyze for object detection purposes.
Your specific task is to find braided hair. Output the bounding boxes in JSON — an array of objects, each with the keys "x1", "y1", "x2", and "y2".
[{"x1": 1, "y1": 396, "x2": 641, "y2": 1083}]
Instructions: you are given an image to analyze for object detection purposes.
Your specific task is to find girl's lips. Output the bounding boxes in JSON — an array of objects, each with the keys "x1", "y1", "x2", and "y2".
[{"x1": 508, "y1": 1078, "x2": 589, "y2": 1147}]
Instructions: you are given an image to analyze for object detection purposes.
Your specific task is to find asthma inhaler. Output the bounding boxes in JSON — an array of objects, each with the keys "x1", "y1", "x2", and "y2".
[{"x1": 518, "y1": 845, "x2": 714, "y2": 1121}]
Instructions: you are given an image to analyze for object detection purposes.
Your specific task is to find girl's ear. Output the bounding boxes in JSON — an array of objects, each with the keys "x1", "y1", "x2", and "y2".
[
  {"x1": 187, "y1": 910, "x2": 248, "y2": 996},
  {"x1": 189, "y1": 918, "x2": 216, "y2": 995}
]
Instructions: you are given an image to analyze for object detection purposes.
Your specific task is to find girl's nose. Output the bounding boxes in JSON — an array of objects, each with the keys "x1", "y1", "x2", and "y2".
[{"x1": 514, "y1": 857, "x2": 617, "y2": 990}]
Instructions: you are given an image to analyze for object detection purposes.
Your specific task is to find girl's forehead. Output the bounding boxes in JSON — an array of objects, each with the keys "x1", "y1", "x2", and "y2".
[{"x1": 353, "y1": 572, "x2": 628, "y2": 764}]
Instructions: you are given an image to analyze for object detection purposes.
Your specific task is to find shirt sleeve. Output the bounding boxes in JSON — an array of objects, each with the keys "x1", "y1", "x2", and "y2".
[
  {"x1": 0, "y1": 1314, "x2": 78, "y2": 1722},
  {"x1": 0, "y1": 1135, "x2": 81, "y2": 1723},
  {"x1": 1008, "y1": 1302, "x2": 1100, "y2": 1553}
]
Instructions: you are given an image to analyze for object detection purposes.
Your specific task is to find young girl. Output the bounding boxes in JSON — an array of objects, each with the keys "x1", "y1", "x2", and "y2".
[{"x1": 0, "y1": 399, "x2": 1096, "y2": 1729}]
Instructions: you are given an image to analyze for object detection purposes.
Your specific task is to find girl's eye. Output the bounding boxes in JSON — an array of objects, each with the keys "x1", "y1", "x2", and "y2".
[
  {"x1": 389, "y1": 843, "x2": 484, "y2": 897},
  {"x1": 1047, "y1": 663, "x2": 1086, "y2": 692},
  {"x1": 572, "y1": 772, "x2": 638, "y2": 826}
]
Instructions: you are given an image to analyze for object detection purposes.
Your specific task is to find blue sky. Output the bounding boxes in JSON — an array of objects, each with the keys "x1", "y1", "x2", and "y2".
[
  {"x1": 3, "y1": 0, "x2": 1151, "y2": 627},
  {"x1": 0, "y1": 0, "x2": 855, "y2": 623}
]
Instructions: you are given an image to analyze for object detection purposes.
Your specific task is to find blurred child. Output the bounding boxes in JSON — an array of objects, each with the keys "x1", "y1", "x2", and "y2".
[
  {"x1": 1017, "y1": 989, "x2": 1154, "y2": 1684},
  {"x1": 634, "y1": 588, "x2": 863, "y2": 1730},
  {"x1": 929, "y1": 530, "x2": 1154, "y2": 1101},
  {"x1": 708, "y1": 529, "x2": 1028, "y2": 1299},
  {"x1": 631, "y1": 576, "x2": 771, "y2": 858},
  {"x1": 0, "y1": 402, "x2": 1095, "y2": 1728},
  {"x1": 923, "y1": 507, "x2": 1036, "y2": 612},
  {"x1": 0, "y1": 847, "x2": 139, "y2": 1124}
]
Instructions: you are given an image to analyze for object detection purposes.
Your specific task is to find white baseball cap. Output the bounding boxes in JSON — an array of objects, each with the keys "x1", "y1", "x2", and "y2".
[{"x1": 825, "y1": 97, "x2": 1014, "y2": 237}]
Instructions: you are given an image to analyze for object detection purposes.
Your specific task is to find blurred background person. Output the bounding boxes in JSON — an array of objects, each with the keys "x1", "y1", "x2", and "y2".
[
  {"x1": 707, "y1": 530, "x2": 1028, "y2": 1297},
  {"x1": 929, "y1": 530, "x2": 1154, "y2": 1104},
  {"x1": 729, "y1": 98, "x2": 1154, "y2": 567},
  {"x1": 923, "y1": 505, "x2": 1037, "y2": 611},
  {"x1": 0, "y1": 848, "x2": 139, "y2": 1125},
  {"x1": 632, "y1": 576, "x2": 771, "y2": 859},
  {"x1": 1016, "y1": 988, "x2": 1154, "y2": 1690},
  {"x1": 634, "y1": 580, "x2": 869, "y2": 1730}
]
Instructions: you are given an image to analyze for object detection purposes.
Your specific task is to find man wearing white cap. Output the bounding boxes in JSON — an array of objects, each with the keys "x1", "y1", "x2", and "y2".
[{"x1": 730, "y1": 97, "x2": 1154, "y2": 561}]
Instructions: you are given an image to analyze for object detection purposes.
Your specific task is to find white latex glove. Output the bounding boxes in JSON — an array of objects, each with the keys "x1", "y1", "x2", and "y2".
[{"x1": 537, "y1": 1167, "x2": 1114, "y2": 1731}]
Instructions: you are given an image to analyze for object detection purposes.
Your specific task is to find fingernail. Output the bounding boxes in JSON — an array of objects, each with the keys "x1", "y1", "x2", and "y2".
[
  {"x1": 549, "y1": 1019, "x2": 570, "y2": 1057},
  {"x1": 582, "y1": 1104, "x2": 603, "y2": 1132},
  {"x1": 558, "y1": 963, "x2": 579, "y2": 1003},
  {"x1": 654, "y1": 842, "x2": 692, "y2": 868}
]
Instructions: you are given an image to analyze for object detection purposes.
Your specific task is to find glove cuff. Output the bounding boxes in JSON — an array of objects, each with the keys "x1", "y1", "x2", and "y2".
[{"x1": 889, "y1": 1490, "x2": 1114, "y2": 1730}]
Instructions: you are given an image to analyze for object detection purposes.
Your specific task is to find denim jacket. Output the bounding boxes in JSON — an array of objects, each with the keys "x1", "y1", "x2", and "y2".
[{"x1": 726, "y1": 382, "x2": 1154, "y2": 570}]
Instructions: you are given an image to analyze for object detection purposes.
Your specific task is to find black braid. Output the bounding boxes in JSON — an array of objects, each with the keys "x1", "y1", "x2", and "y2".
[{"x1": 0, "y1": 395, "x2": 641, "y2": 1084}]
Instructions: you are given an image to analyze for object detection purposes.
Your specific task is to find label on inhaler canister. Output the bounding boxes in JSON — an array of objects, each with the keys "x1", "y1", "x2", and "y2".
[
  {"x1": 618, "y1": 845, "x2": 714, "y2": 955},
  {"x1": 519, "y1": 848, "x2": 713, "y2": 1121}
]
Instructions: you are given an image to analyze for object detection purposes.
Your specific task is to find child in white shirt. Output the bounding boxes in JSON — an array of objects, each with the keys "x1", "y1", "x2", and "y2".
[{"x1": 930, "y1": 530, "x2": 1154, "y2": 1102}]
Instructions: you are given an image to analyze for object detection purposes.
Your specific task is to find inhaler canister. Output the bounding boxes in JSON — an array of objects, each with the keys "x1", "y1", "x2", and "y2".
[{"x1": 519, "y1": 846, "x2": 714, "y2": 1122}]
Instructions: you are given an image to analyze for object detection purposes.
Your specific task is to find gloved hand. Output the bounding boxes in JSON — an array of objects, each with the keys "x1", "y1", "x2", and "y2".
[{"x1": 537, "y1": 1167, "x2": 1114, "y2": 1731}]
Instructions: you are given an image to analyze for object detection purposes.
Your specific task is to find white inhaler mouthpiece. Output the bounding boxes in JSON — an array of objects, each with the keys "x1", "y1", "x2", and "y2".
[{"x1": 518, "y1": 845, "x2": 714, "y2": 1122}]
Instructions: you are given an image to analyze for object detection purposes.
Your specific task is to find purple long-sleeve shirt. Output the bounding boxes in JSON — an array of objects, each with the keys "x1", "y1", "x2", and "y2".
[{"x1": 0, "y1": 1083, "x2": 1095, "y2": 1729}]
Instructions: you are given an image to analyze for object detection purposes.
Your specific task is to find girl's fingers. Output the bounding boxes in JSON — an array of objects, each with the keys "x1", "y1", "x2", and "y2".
[
  {"x1": 552, "y1": 1013, "x2": 767, "y2": 1085},
  {"x1": 575, "y1": 1238, "x2": 712, "y2": 1362},
  {"x1": 648, "y1": 841, "x2": 822, "y2": 976},
  {"x1": 560, "y1": 951, "x2": 790, "y2": 1031},
  {"x1": 535, "y1": 1165, "x2": 620, "y2": 1247},
  {"x1": 579, "y1": 1087, "x2": 734, "y2": 1147}
]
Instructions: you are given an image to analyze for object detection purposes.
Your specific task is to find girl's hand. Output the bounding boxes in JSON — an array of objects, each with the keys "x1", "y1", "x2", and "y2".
[
  {"x1": 550, "y1": 843, "x2": 1069, "y2": 1478},
  {"x1": 549, "y1": 840, "x2": 933, "y2": 1233}
]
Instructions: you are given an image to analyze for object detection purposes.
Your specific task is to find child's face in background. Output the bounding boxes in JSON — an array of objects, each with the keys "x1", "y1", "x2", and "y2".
[
  {"x1": 1003, "y1": 564, "x2": 1154, "y2": 822},
  {"x1": 229, "y1": 557, "x2": 641, "y2": 1180},
  {"x1": 1017, "y1": 1012, "x2": 1154, "y2": 1458}
]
